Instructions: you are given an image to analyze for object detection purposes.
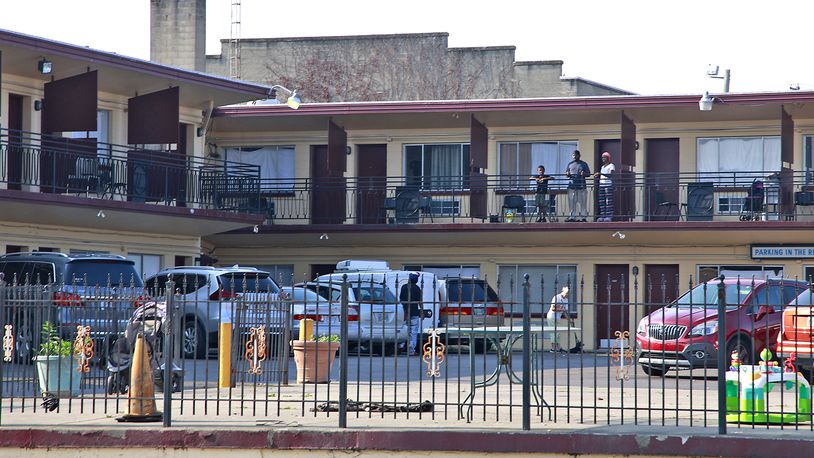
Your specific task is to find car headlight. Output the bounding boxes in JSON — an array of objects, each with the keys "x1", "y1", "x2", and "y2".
[
  {"x1": 636, "y1": 320, "x2": 648, "y2": 336},
  {"x1": 688, "y1": 320, "x2": 718, "y2": 337}
]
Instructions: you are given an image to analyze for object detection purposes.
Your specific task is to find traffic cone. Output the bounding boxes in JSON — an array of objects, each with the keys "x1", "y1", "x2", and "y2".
[{"x1": 117, "y1": 333, "x2": 162, "y2": 422}]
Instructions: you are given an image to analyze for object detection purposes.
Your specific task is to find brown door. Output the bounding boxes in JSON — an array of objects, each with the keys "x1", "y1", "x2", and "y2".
[
  {"x1": 594, "y1": 139, "x2": 633, "y2": 221},
  {"x1": 311, "y1": 145, "x2": 346, "y2": 224},
  {"x1": 595, "y1": 264, "x2": 629, "y2": 344},
  {"x1": 310, "y1": 264, "x2": 336, "y2": 280},
  {"x1": 645, "y1": 138, "x2": 680, "y2": 221},
  {"x1": 7, "y1": 94, "x2": 23, "y2": 190},
  {"x1": 643, "y1": 264, "x2": 679, "y2": 315},
  {"x1": 356, "y1": 144, "x2": 387, "y2": 224}
]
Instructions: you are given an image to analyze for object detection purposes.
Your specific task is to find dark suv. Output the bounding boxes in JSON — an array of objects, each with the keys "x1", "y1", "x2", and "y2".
[{"x1": 0, "y1": 252, "x2": 144, "y2": 363}]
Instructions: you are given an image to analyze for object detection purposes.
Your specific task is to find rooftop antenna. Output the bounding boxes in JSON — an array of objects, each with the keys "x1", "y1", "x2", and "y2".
[{"x1": 229, "y1": 0, "x2": 242, "y2": 79}]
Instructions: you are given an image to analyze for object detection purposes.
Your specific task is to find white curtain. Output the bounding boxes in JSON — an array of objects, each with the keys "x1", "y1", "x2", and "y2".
[
  {"x1": 227, "y1": 146, "x2": 295, "y2": 190},
  {"x1": 428, "y1": 144, "x2": 462, "y2": 189},
  {"x1": 698, "y1": 136, "x2": 781, "y2": 185}
]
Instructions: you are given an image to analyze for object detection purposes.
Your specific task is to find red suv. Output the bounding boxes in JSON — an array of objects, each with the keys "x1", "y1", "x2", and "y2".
[{"x1": 635, "y1": 277, "x2": 807, "y2": 377}]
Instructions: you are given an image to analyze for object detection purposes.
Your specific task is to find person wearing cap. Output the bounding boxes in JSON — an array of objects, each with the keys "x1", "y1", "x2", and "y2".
[
  {"x1": 565, "y1": 150, "x2": 591, "y2": 222},
  {"x1": 547, "y1": 286, "x2": 570, "y2": 352},
  {"x1": 399, "y1": 272, "x2": 423, "y2": 356},
  {"x1": 594, "y1": 151, "x2": 616, "y2": 222}
]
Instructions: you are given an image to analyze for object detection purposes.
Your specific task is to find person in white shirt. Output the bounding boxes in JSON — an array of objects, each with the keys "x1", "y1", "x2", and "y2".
[
  {"x1": 547, "y1": 286, "x2": 570, "y2": 352},
  {"x1": 595, "y1": 152, "x2": 616, "y2": 222}
]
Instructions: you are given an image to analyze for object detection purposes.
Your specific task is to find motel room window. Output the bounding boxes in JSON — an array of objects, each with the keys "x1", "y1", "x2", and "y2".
[
  {"x1": 496, "y1": 265, "x2": 577, "y2": 315},
  {"x1": 254, "y1": 264, "x2": 295, "y2": 286},
  {"x1": 404, "y1": 143, "x2": 470, "y2": 190},
  {"x1": 126, "y1": 254, "x2": 162, "y2": 281},
  {"x1": 697, "y1": 265, "x2": 784, "y2": 284},
  {"x1": 498, "y1": 141, "x2": 577, "y2": 190},
  {"x1": 225, "y1": 146, "x2": 296, "y2": 192},
  {"x1": 696, "y1": 136, "x2": 780, "y2": 186},
  {"x1": 66, "y1": 109, "x2": 112, "y2": 158}
]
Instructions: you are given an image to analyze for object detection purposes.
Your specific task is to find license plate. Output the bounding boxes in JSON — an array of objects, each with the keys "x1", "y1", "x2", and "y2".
[{"x1": 473, "y1": 308, "x2": 486, "y2": 316}]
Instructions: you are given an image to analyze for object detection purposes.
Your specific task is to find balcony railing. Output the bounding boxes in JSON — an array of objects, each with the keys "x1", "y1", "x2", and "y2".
[
  {"x1": 252, "y1": 171, "x2": 814, "y2": 225},
  {"x1": 0, "y1": 129, "x2": 262, "y2": 214}
]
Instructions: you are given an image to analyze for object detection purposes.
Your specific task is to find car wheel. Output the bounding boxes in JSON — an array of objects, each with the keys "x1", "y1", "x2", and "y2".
[
  {"x1": 14, "y1": 323, "x2": 35, "y2": 365},
  {"x1": 641, "y1": 364, "x2": 668, "y2": 377},
  {"x1": 472, "y1": 338, "x2": 492, "y2": 354},
  {"x1": 726, "y1": 335, "x2": 753, "y2": 366},
  {"x1": 182, "y1": 319, "x2": 206, "y2": 359}
]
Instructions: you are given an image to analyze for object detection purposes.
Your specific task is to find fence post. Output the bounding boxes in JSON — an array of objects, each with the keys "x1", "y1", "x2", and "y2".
[
  {"x1": 338, "y1": 274, "x2": 349, "y2": 428},
  {"x1": 716, "y1": 275, "x2": 727, "y2": 435},
  {"x1": 522, "y1": 273, "x2": 531, "y2": 431},
  {"x1": 0, "y1": 277, "x2": 5, "y2": 426},
  {"x1": 163, "y1": 280, "x2": 176, "y2": 427}
]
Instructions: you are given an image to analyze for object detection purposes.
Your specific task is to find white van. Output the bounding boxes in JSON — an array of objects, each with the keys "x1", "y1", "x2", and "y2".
[{"x1": 310, "y1": 260, "x2": 443, "y2": 350}]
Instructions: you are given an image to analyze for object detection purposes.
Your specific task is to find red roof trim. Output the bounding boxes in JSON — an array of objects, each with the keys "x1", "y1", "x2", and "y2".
[{"x1": 215, "y1": 91, "x2": 814, "y2": 118}]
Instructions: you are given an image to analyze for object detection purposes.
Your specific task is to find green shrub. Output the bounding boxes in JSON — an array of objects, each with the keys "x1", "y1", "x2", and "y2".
[
  {"x1": 37, "y1": 322, "x2": 72, "y2": 358},
  {"x1": 317, "y1": 334, "x2": 340, "y2": 343}
]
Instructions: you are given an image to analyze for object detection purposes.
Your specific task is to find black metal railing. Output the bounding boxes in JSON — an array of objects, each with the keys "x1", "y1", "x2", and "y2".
[
  {"x1": 2, "y1": 271, "x2": 813, "y2": 431},
  {"x1": 250, "y1": 170, "x2": 814, "y2": 224},
  {"x1": 0, "y1": 129, "x2": 261, "y2": 213}
]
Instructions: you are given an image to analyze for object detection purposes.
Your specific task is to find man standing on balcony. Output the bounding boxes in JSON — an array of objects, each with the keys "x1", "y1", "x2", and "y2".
[
  {"x1": 565, "y1": 150, "x2": 591, "y2": 222},
  {"x1": 530, "y1": 165, "x2": 553, "y2": 222},
  {"x1": 400, "y1": 272, "x2": 423, "y2": 356},
  {"x1": 595, "y1": 152, "x2": 616, "y2": 222}
]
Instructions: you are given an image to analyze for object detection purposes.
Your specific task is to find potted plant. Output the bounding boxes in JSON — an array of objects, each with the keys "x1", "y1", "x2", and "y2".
[
  {"x1": 291, "y1": 334, "x2": 340, "y2": 383},
  {"x1": 34, "y1": 322, "x2": 81, "y2": 397}
]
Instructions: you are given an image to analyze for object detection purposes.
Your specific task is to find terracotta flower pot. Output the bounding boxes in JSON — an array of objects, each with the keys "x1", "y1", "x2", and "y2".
[{"x1": 291, "y1": 340, "x2": 340, "y2": 383}]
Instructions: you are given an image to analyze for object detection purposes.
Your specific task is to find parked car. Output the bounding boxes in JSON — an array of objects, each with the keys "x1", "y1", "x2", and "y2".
[
  {"x1": 144, "y1": 266, "x2": 285, "y2": 358},
  {"x1": 0, "y1": 251, "x2": 144, "y2": 363},
  {"x1": 440, "y1": 277, "x2": 505, "y2": 352},
  {"x1": 776, "y1": 287, "x2": 814, "y2": 379},
  {"x1": 295, "y1": 280, "x2": 397, "y2": 350},
  {"x1": 635, "y1": 277, "x2": 807, "y2": 377},
  {"x1": 282, "y1": 285, "x2": 360, "y2": 341}
]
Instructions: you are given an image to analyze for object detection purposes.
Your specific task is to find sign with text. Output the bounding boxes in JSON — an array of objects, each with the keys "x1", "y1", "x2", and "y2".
[{"x1": 751, "y1": 245, "x2": 814, "y2": 259}]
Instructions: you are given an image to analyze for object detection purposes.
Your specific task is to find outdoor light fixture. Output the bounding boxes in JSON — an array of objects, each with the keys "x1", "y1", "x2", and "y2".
[
  {"x1": 612, "y1": 231, "x2": 626, "y2": 240},
  {"x1": 96, "y1": 210, "x2": 106, "y2": 219},
  {"x1": 268, "y1": 85, "x2": 301, "y2": 110},
  {"x1": 37, "y1": 58, "x2": 53, "y2": 74},
  {"x1": 699, "y1": 92, "x2": 715, "y2": 112},
  {"x1": 320, "y1": 233, "x2": 329, "y2": 240},
  {"x1": 34, "y1": 100, "x2": 43, "y2": 111},
  {"x1": 252, "y1": 225, "x2": 259, "y2": 233}
]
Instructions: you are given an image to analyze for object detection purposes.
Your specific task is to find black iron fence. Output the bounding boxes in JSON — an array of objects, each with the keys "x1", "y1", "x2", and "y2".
[{"x1": 1, "y1": 272, "x2": 814, "y2": 432}]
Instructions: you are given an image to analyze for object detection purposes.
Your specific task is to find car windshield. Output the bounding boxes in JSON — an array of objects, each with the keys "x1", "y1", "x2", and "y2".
[
  {"x1": 283, "y1": 287, "x2": 324, "y2": 303},
  {"x1": 447, "y1": 280, "x2": 499, "y2": 302},
  {"x1": 352, "y1": 285, "x2": 397, "y2": 304},
  {"x1": 218, "y1": 273, "x2": 280, "y2": 293},
  {"x1": 789, "y1": 289, "x2": 814, "y2": 306},
  {"x1": 65, "y1": 260, "x2": 143, "y2": 287},
  {"x1": 673, "y1": 283, "x2": 752, "y2": 309}
]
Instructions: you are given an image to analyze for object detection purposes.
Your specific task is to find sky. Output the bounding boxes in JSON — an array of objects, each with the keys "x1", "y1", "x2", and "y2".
[{"x1": 1, "y1": 0, "x2": 813, "y2": 96}]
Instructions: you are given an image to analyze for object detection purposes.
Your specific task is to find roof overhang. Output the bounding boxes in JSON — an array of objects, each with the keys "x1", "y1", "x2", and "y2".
[
  {"x1": 212, "y1": 92, "x2": 814, "y2": 133},
  {"x1": 0, "y1": 189, "x2": 264, "y2": 237},
  {"x1": 0, "y1": 28, "x2": 269, "y2": 107}
]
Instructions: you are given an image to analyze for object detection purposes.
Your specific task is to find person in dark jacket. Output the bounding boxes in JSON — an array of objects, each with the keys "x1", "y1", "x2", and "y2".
[{"x1": 399, "y1": 272, "x2": 423, "y2": 355}]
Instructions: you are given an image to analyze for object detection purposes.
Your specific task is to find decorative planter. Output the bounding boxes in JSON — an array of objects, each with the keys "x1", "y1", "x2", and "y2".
[
  {"x1": 34, "y1": 355, "x2": 81, "y2": 397},
  {"x1": 291, "y1": 340, "x2": 340, "y2": 383}
]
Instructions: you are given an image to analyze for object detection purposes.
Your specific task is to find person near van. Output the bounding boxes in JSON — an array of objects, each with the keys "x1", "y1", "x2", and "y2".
[
  {"x1": 530, "y1": 165, "x2": 552, "y2": 222},
  {"x1": 547, "y1": 286, "x2": 570, "y2": 352},
  {"x1": 400, "y1": 272, "x2": 423, "y2": 356},
  {"x1": 565, "y1": 150, "x2": 591, "y2": 222},
  {"x1": 594, "y1": 151, "x2": 615, "y2": 222}
]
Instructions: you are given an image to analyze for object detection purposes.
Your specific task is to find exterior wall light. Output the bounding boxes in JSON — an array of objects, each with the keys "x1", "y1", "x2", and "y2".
[
  {"x1": 268, "y1": 85, "x2": 301, "y2": 110},
  {"x1": 699, "y1": 92, "x2": 715, "y2": 112},
  {"x1": 38, "y1": 58, "x2": 53, "y2": 74}
]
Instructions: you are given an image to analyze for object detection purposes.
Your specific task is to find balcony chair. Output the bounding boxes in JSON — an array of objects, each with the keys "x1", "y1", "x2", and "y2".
[
  {"x1": 66, "y1": 157, "x2": 100, "y2": 196},
  {"x1": 501, "y1": 195, "x2": 526, "y2": 222}
]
